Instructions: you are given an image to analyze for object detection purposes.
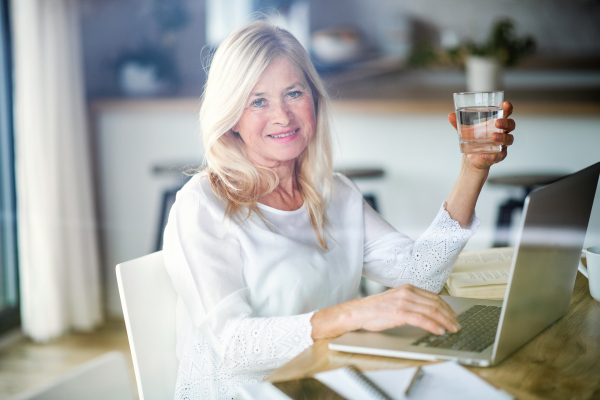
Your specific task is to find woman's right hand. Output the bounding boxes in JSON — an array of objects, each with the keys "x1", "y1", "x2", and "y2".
[{"x1": 310, "y1": 284, "x2": 461, "y2": 340}]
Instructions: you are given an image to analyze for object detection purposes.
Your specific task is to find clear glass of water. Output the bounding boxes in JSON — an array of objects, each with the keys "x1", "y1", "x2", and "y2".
[{"x1": 453, "y1": 91, "x2": 504, "y2": 154}]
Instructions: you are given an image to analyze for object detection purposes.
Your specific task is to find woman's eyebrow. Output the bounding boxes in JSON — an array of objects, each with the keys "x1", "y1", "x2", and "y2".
[
  {"x1": 250, "y1": 82, "x2": 305, "y2": 97},
  {"x1": 284, "y1": 82, "x2": 305, "y2": 91}
]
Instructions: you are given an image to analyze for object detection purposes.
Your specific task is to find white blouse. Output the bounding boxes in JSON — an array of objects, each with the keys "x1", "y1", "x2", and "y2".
[{"x1": 163, "y1": 172, "x2": 479, "y2": 400}]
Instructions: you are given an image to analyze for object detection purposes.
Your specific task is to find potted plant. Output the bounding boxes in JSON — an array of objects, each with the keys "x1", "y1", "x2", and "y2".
[
  {"x1": 407, "y1": 19, "x2": 536, "y2": 91},
  {"x1": 449, "y1": 19, "x2": 536, "y2": 91}
]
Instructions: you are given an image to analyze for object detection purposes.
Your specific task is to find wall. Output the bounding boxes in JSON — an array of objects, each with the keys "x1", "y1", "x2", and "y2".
[
  {"x1": 80, "y1": 0, "x2": 600, "y2": 99},
  {"x1": 80, "y1": 0, "x2": 207, "y2": 98},
  {"x1": 331, "y1": 0, "x2": 600, "y2": 56}
]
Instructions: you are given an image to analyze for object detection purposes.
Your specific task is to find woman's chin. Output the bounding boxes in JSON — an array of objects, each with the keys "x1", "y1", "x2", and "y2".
[{"x1": 258, "y1": 146, "x2": 308, "y2": 167}]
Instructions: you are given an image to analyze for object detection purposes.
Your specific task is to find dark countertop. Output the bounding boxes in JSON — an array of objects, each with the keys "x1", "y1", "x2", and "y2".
[
  {"x1": 314, "y1": 60, "x2": 600, "y2": 114},
  {"x1": 322, "y1": 67, "x2": 600, "y2": 103},
  {"x1": 89, "y1": 64, "x2": 600, "y2": 116}
]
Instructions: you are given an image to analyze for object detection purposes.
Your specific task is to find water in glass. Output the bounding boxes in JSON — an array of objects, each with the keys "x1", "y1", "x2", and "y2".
[{"x1": 456, "y1": 106, "x2": 504, "y2": 153}]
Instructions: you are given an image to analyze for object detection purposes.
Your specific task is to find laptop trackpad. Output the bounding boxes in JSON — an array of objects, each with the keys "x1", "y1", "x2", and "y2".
[{"x1": 379, "y1": 325, "x2": 427, "y2": 339}]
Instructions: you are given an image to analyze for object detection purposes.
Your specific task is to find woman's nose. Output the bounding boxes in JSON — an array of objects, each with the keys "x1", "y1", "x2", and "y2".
[{"x1": 270, "y1": 101, "x2": 293, "y2": 125}]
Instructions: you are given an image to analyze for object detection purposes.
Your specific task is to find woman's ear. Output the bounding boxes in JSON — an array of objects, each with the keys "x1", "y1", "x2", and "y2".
[{"x1": 229, "y1": 127, "x2": 242, "y2": 141}]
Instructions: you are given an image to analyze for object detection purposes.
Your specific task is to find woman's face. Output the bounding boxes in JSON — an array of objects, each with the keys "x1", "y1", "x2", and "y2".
[{"x1": 233, "y1": 57, "x2": 316, "y2": 169}]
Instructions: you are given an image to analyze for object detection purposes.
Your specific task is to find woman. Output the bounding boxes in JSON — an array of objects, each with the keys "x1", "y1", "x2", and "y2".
[{"x1": 163, "y1": 21, "x2": 515, "y2": 400}]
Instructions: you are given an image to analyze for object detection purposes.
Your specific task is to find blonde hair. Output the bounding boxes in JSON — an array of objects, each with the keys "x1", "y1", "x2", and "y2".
[{"x1": 200, "y1": 20, "x2": 334, "y2": 249}]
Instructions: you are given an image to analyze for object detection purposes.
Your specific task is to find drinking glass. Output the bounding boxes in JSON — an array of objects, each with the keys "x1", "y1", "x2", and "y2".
[
  {"x1": 453, "y1": 91, "x2": 504, "y2": 154},
  {"x1": 580, "y1": 246, "x2": 600, "y2": 302}
]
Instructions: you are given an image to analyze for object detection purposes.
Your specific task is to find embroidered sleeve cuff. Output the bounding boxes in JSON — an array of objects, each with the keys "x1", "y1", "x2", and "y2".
[
  {"x1": 221, "y1": 311, "x2": 315, "y2": 373},
  {"x1": 439, "y1": 201, "x2": 481, "y2": 236}
]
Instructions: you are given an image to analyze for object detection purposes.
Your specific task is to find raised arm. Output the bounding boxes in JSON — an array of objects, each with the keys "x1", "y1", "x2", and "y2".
[{"x1": 446, "y1": 101, "x2": 515, "y2": 227}]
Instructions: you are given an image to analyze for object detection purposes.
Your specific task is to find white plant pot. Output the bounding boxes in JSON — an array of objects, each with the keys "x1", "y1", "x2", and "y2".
[{"x1": 466, "y1": 56, "x2": 503, "y2": 92}]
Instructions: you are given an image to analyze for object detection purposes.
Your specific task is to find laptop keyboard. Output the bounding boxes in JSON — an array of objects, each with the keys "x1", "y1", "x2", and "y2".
[{"x1": 411, "y1": 305, "x2": 501, "y2": 353}]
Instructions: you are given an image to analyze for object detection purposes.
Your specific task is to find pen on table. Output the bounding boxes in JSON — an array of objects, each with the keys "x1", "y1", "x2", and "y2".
[{"x1": 404, "y1": 366, "x2": 424, "y2": 397}]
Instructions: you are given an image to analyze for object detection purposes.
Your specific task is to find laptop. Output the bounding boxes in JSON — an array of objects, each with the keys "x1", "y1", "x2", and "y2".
[{"x1": 330, "y1": 162, "x2": 600, "y2": 367}]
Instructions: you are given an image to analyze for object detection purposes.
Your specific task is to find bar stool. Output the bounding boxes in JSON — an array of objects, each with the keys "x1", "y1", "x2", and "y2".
[
  {"x1": 153, "y1": 162, "x2": 198, "y2": 251},
  {"x1": 488, "y1": 173, "x2": 566, "y2": 247},
  {"x1": 336, "y1": 167, "x2": 385, "y2": 213}
]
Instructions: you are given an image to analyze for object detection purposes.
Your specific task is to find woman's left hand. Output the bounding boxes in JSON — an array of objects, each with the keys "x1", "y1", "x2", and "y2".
[{"x1": 448, "y1": 101, "x2": 515, "y2": 171}]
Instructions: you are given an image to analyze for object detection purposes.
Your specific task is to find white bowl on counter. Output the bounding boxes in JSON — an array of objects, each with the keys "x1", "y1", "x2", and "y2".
[{"x1": 311, "y1": 28, "x2": 362, "y2": 65}]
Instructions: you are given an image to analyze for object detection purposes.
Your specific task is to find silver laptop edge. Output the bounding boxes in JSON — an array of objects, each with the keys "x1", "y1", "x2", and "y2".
[{"x1": 330, "y1": 162, "x2": 600, "y2": 367}]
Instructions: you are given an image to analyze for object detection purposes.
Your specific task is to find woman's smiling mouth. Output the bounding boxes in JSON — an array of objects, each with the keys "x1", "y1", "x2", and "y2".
[{"x1": 269, "y1": 128, "x2": 298, "y2": 138}]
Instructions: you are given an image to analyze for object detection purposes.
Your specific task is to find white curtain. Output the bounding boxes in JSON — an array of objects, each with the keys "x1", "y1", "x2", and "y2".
[{"x1": 11, "y1": 0, "x2": 102, "y2": 341}]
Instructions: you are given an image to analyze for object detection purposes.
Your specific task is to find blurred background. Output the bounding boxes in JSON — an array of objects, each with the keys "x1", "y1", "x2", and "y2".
[
  {"x1": 81, "y1": 0, "x2": 600, "y2": 98},
  {"x1": 0, "y1": 0, "x2": 599, "y2": 398}
]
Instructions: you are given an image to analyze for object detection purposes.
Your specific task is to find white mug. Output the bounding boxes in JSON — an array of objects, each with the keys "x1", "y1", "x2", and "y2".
[{"x1": 579, "y1": 246, "x2": 600, "y2": 302}]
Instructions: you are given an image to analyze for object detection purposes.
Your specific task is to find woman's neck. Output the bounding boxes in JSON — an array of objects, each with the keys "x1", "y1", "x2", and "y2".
[{"x1": 259, "y1": 160, "x2": 304, "y2": 211}]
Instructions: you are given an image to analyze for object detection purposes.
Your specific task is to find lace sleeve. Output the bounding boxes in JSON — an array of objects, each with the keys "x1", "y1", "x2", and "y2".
[
  {"x1": 218, "y1": 312, "x2": 315, "y2": 373},
  {"x1": 363, "y1": 202, "x2": 480, "y2": 293}
]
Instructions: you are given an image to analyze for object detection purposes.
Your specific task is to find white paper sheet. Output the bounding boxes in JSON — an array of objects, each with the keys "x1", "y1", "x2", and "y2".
[
  {"x1": 403, "y1": 362, "x2": 513, "y2": 400},
  {"x1": 453, "y1": 248, "x2": 514, "y2": 273},
  {"x1": 450, "y1": 270, "x2": 510, "y2": 288},
  {"x1": 239, "y1": 362, "x2": 514, "y2": 400},
  {"x1": 314, "y1": 362, "x2": 513, "y2": 400}
]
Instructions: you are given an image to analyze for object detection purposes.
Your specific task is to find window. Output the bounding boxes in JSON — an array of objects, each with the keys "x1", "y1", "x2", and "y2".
[{"x1": 0, "y1": 0, "x2": 19, "y2": 335}]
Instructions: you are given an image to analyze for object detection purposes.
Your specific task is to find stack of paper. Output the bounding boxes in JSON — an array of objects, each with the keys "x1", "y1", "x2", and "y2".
[{"x1": 239, "y1": 361, "x2": 513, "y2": 400}]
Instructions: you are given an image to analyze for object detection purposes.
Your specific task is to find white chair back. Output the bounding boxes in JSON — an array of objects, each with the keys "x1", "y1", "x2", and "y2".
[
  {"x1": 8, "y1": 351, "x2": 135, "y2": 400},
  {"x1": 116, "y1": 251, "x2": 179, "y2": 400}
]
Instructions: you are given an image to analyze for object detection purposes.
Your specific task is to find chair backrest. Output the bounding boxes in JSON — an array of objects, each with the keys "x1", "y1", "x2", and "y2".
[
  {"x1": 9, "y1": 351, "x2": 135, "y2": 400},
  {"x1": 116, "y1": 251, "x2": 179, "y2": 400}
]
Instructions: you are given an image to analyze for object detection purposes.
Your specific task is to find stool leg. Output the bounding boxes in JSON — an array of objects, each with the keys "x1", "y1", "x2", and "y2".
[
  {"x1": 155, "y1": 187, "x2": 180, "y2": 251},
  {"x1": 493, "y1": 199, "x2": 524, "y2": 247},
  {"x1": 363, "y1": 194, "x2": 379, "y2": 213}
]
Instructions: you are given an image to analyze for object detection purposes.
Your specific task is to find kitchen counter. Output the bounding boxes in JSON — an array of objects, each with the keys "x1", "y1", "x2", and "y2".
[
  {"x1": 321, "y1": 66, "x2": 600, "y2": 114},
  {"x1": 91, "y1": 68, "x2": 600, "y2": 116}
]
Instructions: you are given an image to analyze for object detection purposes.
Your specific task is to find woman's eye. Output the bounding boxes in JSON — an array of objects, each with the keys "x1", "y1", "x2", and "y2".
[
  {"x1": 288, "y1": 91, "x2": 302, "y2": 99},
  {"x1": 251, "y1": 98, "x2": 265, "y2": 107}
]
